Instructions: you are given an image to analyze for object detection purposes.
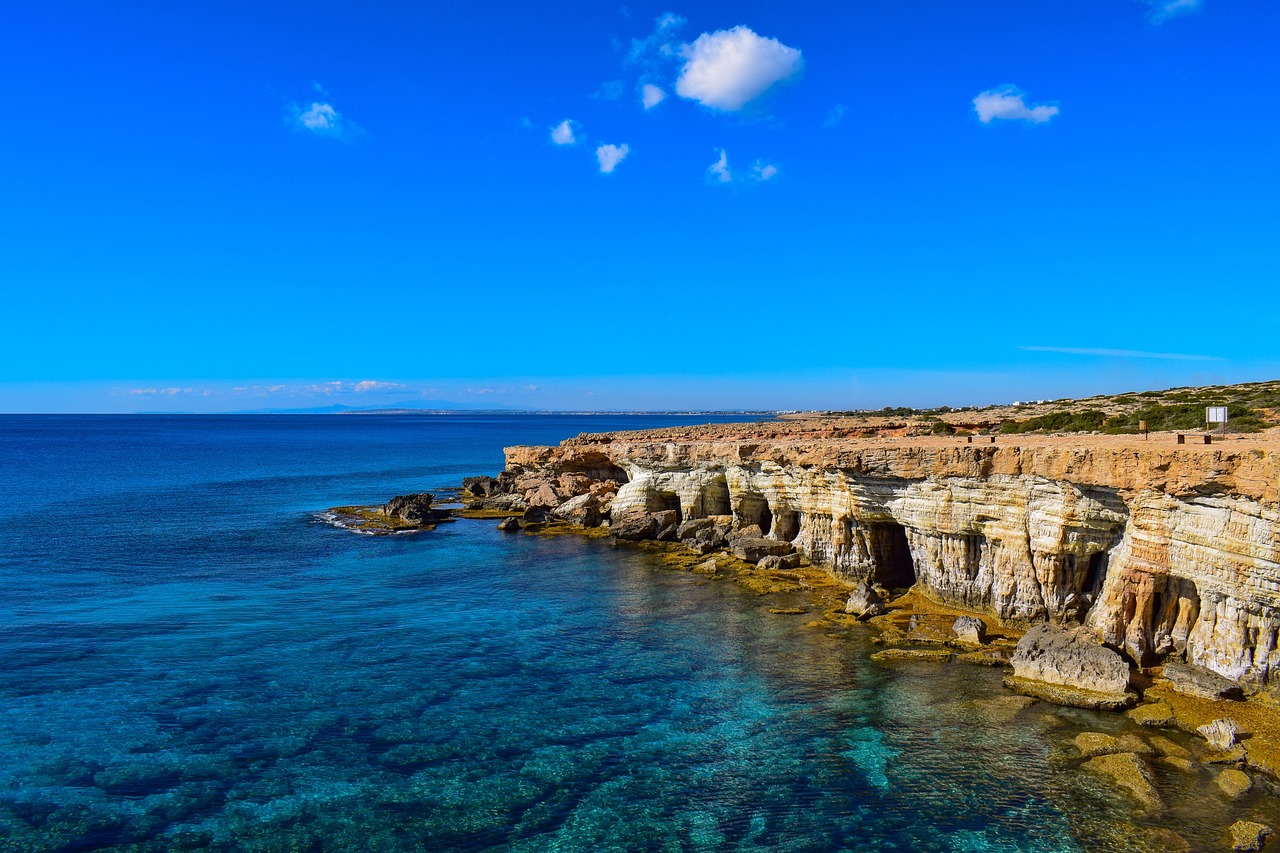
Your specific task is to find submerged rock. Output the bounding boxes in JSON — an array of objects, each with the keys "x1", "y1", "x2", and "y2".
[
  {"x1": 870, "y1": 648, "x2": 951, "y2": 663},
  {"x1": 497, "y1": 517, "x2": 520, "y2": 533},
  {"x1": 1081, "y1": 752, "x2": 1163, "y2": 814},
  {"x1": 1216, "y1": 767, "x2": 1253, "y2": 799},
  {"x1": 1005, "y1": 624, "x2": 1135, "y2": 710}
]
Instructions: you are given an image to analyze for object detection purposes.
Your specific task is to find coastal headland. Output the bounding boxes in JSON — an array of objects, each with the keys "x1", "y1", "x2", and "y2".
[{"x1": 449, "y1": 387, "x2": 1280, "y2": 831}]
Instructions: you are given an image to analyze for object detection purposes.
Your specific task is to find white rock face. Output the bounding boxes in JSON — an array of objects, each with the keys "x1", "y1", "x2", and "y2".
[{"x1": 504, "y1": 439, "x2": 1280, "y2": 696}]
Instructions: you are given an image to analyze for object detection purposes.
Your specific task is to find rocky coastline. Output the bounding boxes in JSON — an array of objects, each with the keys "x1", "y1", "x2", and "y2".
[{"x1": 450, "y1": 419, "x2": 1280, "y2": 841}]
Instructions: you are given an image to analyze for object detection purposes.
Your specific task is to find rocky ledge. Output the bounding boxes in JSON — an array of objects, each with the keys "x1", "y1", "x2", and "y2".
[
  {"x1": 463, "y1": 423, "x2": 1280, "y2": 711},
  {"x1": 323, "y1": 492, "x2": 456, "y2": 534}
]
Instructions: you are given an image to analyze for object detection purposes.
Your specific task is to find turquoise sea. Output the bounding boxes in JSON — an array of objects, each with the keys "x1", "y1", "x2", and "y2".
[{"x1": 0, "y1": 414, "x2": 1271, "y2": 852}]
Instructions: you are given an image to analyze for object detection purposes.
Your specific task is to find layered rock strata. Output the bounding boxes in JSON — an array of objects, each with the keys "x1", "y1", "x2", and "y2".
[{"x1": 492, "y1": 430, "x2": 1280, "y2": 698}]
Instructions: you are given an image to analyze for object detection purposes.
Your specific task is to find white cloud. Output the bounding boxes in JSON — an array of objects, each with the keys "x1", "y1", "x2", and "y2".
[
  {"x1": 627, "y1": 12, "x2": 687, "y2": 63},
  {"x1": 597, "y1": 143, "x2": 630, "y2": 173},
  {"x1": 707, "y1": 148, "x2": 732, "y2": 183},
  {"x1": 289, "y1": 99, "x2": 360, "y2": 140},
  {"x1": 675, "y1": 26, "x2": 803, "y2": 112},
  {"x1": 973, "y1": 86, "x2": 1059, "y2": 124},
  {"x1": 752, "y1": 161, "x2": 778, "y2": 181},
  {"x1": 641, "y1": 83, "x2": 667, "y2": 109},
  {"x1": 1019, "y1": 346, "x2": 1221, "y2": 362},
  {"x1": 130, "y1": 387, "x2": 196, "y2": 396},
  {"x1": 1147, "y1": 0, "x2": 1203, "y2": 22},
  {"x1": 823, "y1": 104, "x2": 847, "y2": 128},
  {"x1": 550, "y1": 119, "x2": 580, "y2": 145}
]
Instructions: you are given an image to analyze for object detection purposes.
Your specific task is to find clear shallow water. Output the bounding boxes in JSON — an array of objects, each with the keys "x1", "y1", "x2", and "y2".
[{"x1": 0, "y1": 415, "x2": 1270, "y2": 851}]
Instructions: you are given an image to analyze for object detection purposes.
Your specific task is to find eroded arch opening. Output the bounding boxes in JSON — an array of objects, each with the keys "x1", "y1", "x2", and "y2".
[
  {"x1": 736, "y1": 494, "x2": 772, "y2": 535},
  {"x1": 867, "y1": 522, "x2": 916, "y2": 591}
]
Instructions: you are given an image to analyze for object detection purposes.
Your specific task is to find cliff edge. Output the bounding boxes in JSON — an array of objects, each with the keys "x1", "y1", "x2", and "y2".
[{"x1": 495, "y1": 424, "x2": 1280, "y2": 700}]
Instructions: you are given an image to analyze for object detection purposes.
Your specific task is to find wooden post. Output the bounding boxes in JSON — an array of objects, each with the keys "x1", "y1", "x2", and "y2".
[
  {"x1": 1203, "y1": 435, "x2": 1212, "y2": 445},
  {"x1": 967, "y1": 436, "x2": 973, "y2": 444},
  {"x1": 1176, "y1": 434, "x2": 1185, "y2": 444}
]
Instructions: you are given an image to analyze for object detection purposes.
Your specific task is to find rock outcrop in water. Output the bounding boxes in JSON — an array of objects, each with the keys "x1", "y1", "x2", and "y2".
[{"x1": 473, "y1": 423, "x2": 1280, "y2": 701}]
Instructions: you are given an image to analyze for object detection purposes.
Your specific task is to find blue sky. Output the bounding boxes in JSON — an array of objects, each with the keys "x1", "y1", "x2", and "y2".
[{"x1": 2, "y1": 0, "x2": 1277, "y2": 412}]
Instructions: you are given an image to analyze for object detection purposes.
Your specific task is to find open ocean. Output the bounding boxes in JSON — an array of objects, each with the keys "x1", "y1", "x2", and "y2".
[{"x1": 0, "y1": 414, "x2": 1265, "y2": 852}]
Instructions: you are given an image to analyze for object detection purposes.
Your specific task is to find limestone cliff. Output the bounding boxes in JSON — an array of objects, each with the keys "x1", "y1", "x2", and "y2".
[{"x1": 501, "y1": 429, "x2": 1280, "y2": 697}]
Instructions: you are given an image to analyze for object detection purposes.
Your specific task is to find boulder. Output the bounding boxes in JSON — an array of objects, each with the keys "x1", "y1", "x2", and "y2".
[
  {"x1": 731, "y1": 537, "x2": 794, "y2": 564},
  {"x1": 526, "y1": 482, "x2": 564, "y2": 509},
  {"x1": 1162, "y1": 660, "x2": 1244, "y2": 701},
  {"x1": 687, "y1": 534, "x2": 724, "y2": 555},
  {"x1": 732, "y1": 524, "x2": 764, "y2": 540},
  {"x1": 1216, "y1": 768, "x2": 1253, "y2": 799},
  {"x1": 496, "y1": 517, "x2": 520, "y2": 533},
  {"x1": 1230, "y1": 821, "x2": 1274, "y2": 852},
  {"x1": 381, "y1": 493, "x2": 434, "y2": 522},
  {"x1": 552, "y1": 493, "x2": 602, "y2": 528},
  {"x1": 1081, "y1": 753, "x2": 1163, "y2": 814},
  {"x1": 952, "y1": 616, "x2": 988, "y2": 646},
  {"x1": 676, "y1": 518, "x2": 715, "y2": 540},
  {"x1": 462, "y1": 476, "x2": 501, "y2": 497},
  {"x1": 556, "y1": 473, "x2": 594, "y2": 497},
  {"x1": 656, "y1": 523, "x2": 679, "y2": 542},
  {"x1": 610, "y1": 508, "x2": 657, "y2": 541},
  {"x1": 845, "y1": 581, "x2": 888, "y2": 619},
  {"x1": 1004, "y1": 624, "x2": 1135, "y2": 710},
  {"x1": 522, "y1": 506, "x2": 551, "y2": 523},
  {"x1": 1198, "y1": 718, "x2": 1239, "y2": 751},
  {"x1": 758, "y1": 553, "x2": 802, "y2": 571},
  {"x1": 478, "y1": 493, "x2": 528, "y2": 512},
  {"x1": 651, "y1": 510, "x2": 680, "y2": 531}
]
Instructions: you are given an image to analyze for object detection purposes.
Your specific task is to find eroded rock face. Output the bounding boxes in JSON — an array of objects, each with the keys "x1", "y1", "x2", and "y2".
[{"x1": 502, "y1": 433, "x2": 1280, "y2": 695}]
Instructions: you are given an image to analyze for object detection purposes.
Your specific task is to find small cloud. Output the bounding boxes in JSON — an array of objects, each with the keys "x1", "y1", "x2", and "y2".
[
  {"x1": 641, "y1": 83, "x2": 667, "y2": 109},
  {"x1": 288, "y1": 98, "x2": 361, "y2": 140},
  {"x1": 595, "y1": 80, "x2": 625, "y2": 100},
  {"x1": 973, "y1": 86, "x2": 1059, "y2": 124},
  {"x1": 518, "y1": 116, "x2": 535, "y2": 130},
  {"x1": 675, "y1": 26, "x2": 804, "y2": 112},
  {"x1": 353, "y1": 380, "x2": 404, "y2": 393},
  {"x1": 1146, "y1": 0, "x2": 1203, "y2": 22},
  {"x1": 627, "y1": 12, "x2": 687, "y2": 63},
  {"x1": 1019, "y1": 346, "x2": 1222, "y2": 362},
  {"x1": 597, "y1": 143, "x2": 630, "y2": 173},
  {"x1": 823, "y1": 104, "x2": 847, "y2": 128},
  {"x1": 706, "y1": 150, "x2": 777, "y2": 184},
  {"x1": 752, "y1": 160, "x2": 778, "y2": 181},
  {"x1": 707, "y1": 148, "x2": 732, "y2": 183},
  {"x1": 550, "y1": 119, "x2": 580, "y2": 145},
  {"x1": 130, "y1": 387, "x2": 195, "y2": 396}
]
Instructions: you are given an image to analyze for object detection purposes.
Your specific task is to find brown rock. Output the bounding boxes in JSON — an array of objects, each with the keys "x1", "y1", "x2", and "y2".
[
  {"x1": 1198, "y1": 718, "x2": 1239, "y2": 751},
  {"x1": 1126, "y1": 702, "x2": 1174, "y2": 728},
  {"x1": 1229, "y1": 820, "x2": 1274, "y2": 851}
]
